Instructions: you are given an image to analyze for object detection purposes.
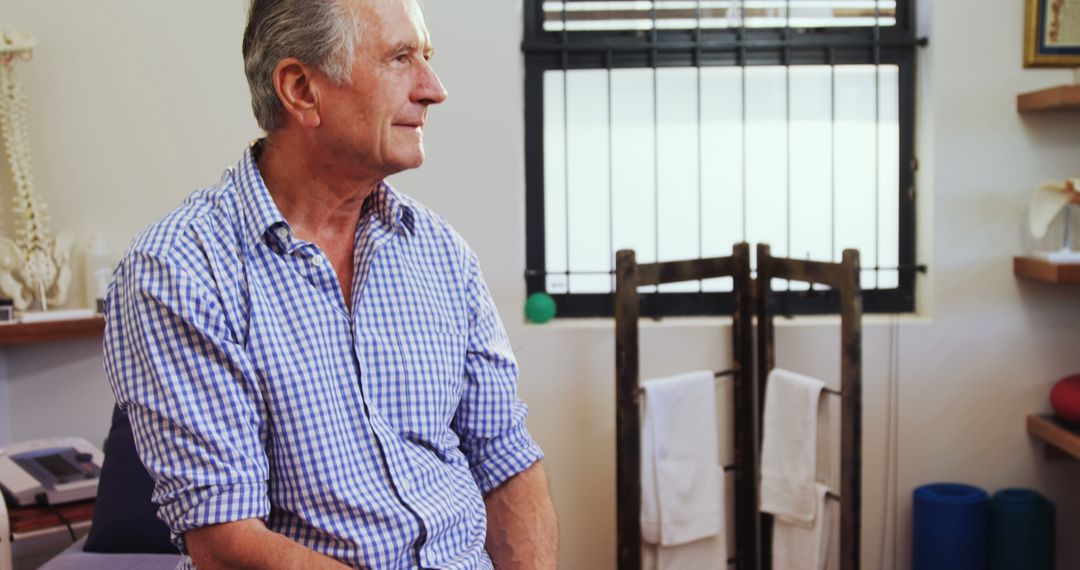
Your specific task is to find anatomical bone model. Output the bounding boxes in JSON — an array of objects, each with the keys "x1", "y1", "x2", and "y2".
[{"x1": 0, "y1": 27, "x2": 73, "y2": 311}]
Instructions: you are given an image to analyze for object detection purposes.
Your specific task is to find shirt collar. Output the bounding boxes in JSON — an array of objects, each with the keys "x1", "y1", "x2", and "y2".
[
  {"x1": 233, "y1": 142, "x2": 416, "y2": 251},
  {"x1": 362, "y1": 180, "x2": 416, "y2": 237},
  {"x1": 235, "y1": 142, "x2": 290, "y2": 250}
]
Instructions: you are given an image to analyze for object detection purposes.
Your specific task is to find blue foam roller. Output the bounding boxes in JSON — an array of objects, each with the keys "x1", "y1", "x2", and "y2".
[
  {"x1": 913, "y1": 483, "x2": 989, "y2": 570},
  {"x1": 989, "y1": 488, "x2": 1055, "y2": 570}
]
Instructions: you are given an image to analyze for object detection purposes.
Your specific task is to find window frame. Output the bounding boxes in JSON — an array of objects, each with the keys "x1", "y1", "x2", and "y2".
[{"x1": 523, "y1": 0, "x2": 924, "y2": 317}]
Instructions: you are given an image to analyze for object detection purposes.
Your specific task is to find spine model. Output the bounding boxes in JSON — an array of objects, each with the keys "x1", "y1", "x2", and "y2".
[{"x1": 0, "y1": 30, "x2": 73, "y2": 311}]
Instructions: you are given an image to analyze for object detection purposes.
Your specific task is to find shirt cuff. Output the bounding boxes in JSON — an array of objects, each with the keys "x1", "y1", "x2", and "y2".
[
  {"x1": 158, "y1": 482, "x2": 270, "y2": 553},
  {"x1": 468, "y1": 425, "x2": 545, "y2": 495}
]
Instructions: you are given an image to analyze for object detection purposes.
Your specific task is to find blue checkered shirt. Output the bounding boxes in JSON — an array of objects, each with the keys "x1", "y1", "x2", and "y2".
[{"x1": 103, "y1": 145, "x2": 543, "y2": 569}]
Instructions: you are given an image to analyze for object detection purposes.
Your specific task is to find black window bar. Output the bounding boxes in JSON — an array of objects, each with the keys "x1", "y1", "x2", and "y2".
[{"x1": 524, "y1": 0, "x2": 928, "y2": 318}]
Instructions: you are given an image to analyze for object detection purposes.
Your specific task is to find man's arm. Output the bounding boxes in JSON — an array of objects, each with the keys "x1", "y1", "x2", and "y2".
[
  {"x1": 104, "y1": 253, "x2": 289, "y2": 563},
  {"x1": 484, "y1": 462, "x2": 558, "y2": 569},
  {"x1": 186, "y1": 519, "x2": 351, "y2": 570},
  {"x1": 454, "y1": 252, "x2": 555, "y2": 565}
]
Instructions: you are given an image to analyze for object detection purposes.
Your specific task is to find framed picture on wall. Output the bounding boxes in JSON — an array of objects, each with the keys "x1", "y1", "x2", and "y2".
[{"x1": 1026, "y1": 0, "x2": 1080, "y2": 66}]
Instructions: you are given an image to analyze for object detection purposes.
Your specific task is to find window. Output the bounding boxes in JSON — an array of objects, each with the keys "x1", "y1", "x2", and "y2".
[{"x1": 524, "y1": 0, "x2": 924, "y2": 317}]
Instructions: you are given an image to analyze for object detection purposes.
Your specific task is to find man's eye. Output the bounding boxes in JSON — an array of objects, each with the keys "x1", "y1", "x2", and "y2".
[{"x1": 396, "y1": 54, "x2": 410, "y2": 63}]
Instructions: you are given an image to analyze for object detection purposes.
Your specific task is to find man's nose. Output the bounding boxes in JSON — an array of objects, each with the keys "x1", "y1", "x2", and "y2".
[{"x1": 415, "y1": 60, "x2": 448, "y2": 106}]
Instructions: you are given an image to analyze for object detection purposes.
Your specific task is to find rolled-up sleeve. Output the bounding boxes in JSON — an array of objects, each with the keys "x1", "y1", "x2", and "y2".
[
  {"x1": 453, "y1": 254, "x2": 544, "y2": 495},
  {"x1": 103, "y1": 251, "x2": 270, "y2": 553}
]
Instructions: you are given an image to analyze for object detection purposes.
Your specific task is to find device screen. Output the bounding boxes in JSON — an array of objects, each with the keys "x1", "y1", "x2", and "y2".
[{"x1": 33, "y1": 453, "x2": 81, "y2": 478}]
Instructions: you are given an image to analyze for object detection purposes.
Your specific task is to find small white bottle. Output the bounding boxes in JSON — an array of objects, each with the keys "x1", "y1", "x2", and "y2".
[{"x1": 85, "y1": 236, "x2": 112, "y2": 313}]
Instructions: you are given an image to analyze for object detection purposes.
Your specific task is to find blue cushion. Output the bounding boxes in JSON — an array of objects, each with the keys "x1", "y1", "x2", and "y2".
[{"x1": 82, "y1": 405, "x2": 178, "y2": 554}]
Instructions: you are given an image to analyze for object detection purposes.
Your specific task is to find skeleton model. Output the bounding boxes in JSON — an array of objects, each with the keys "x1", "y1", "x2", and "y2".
[{"x1": 0, "y1": 28, "x2": 73, "y2": 311}]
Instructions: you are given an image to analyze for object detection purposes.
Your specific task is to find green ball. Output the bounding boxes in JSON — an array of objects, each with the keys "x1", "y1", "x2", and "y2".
[{"x1": 525, "y1": 292, "x2": 557, "y2": 324}]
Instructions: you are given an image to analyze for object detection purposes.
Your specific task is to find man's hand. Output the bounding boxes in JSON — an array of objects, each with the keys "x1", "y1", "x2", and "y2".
[
  {"x1": 484, "y1": 461, "x2": 558, "y2": 569},
  {"x1": 186, "y1": 519, "x2": 352, "y2": 570}
]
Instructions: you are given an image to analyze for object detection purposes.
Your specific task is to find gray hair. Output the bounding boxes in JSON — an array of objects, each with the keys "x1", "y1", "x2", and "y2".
[{"x1": 242, "y1": 0, "x2": 363, "y2": 132}]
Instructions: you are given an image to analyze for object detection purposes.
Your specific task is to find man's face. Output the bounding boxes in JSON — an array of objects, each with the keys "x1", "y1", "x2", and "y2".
[{"x1": 316, "y1": 0, "x2": 447, "y2": 179}]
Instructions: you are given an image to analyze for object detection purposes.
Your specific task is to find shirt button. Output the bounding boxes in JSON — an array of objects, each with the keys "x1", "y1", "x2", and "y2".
[
  {"x1": 311, "y1": 255, "x2": 324, "y2": 267},
  {"x1": 275, "y1": 227, "x2": 288, "y2": 240}
]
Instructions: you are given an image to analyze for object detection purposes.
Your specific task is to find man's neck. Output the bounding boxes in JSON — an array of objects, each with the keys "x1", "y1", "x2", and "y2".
[{"x1": 255, "y1": 135, "x2": 378, "y2": 242}]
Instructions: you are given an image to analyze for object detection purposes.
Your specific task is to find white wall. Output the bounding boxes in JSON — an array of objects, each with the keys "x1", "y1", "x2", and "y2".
[
  {"x1": 0, "y1": 352, "x2": 8, "y2": 444},
  {"x1": 0, "y1": 0, "x2": 258, "y2": 442},
  {"x1": 3, "y1": 0, "x2": 1080, "y2": 568}
]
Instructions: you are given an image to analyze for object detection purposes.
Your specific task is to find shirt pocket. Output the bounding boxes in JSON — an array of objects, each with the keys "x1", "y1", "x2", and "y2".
[{"x1": 388, "y1": 324, "x2": 467, "y2": 444}]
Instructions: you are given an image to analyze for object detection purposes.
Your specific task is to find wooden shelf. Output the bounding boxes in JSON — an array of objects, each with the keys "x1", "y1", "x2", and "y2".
[
  {"x1": 1018, "y1": 85, "x2": 1080, "y2": 112},
  {"x1": 8, "y1": 499, "x2": 95, "y2": 535},
  {"x1": 0, "y1": 316, "x2": 105, "y2": 345},
  {"x1": 1014, "y1": 256, "x2": 1080, "y2": 283},
  {"x1": 1028, "y1": 414, "x2": 1080, "y2": 460}
]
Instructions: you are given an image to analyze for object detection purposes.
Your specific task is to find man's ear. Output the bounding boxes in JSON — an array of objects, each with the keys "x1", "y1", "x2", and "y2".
[{"x1": 272, "y1": 57, "x2": 322, "y2": 129}]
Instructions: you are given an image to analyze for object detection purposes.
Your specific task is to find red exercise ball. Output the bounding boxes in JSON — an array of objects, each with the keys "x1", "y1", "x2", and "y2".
[{"x1": 1051, "y1": 375, "x2": 1080, "y2": 424}]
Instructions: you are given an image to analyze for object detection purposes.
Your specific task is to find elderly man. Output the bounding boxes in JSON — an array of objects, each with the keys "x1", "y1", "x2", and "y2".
[{"x1": 102, "y1": 0, "x2": 557, "y2": 568}]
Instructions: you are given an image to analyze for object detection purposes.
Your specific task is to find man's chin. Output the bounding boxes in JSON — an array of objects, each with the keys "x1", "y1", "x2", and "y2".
[{"x1": 391, "y1": 148, "x2": 426, "y2": 172}]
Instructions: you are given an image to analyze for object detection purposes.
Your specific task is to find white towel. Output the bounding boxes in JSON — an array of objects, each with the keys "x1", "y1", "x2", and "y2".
[
  {"x1": 760, "y1": 368, "x2": 826, "y2": 523},
  {"x1": 640, "y1": 370, "x2": 724, "y2": 547},
  {"x1": 771, "y1": 484, "x2": 836, "y2": 570},
  {"x1": 643, "y1": 466, "x2": 729, "y2": 570}
]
